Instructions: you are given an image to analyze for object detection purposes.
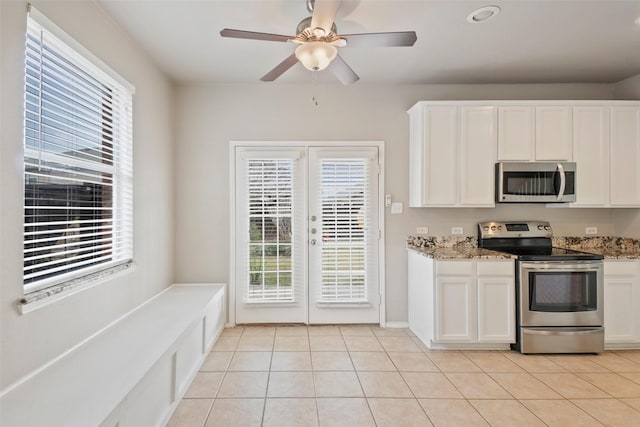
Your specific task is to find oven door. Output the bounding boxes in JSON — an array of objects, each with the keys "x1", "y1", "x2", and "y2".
[{"x1": 518, "y1": 261, "x2": 603, "y2": 327}]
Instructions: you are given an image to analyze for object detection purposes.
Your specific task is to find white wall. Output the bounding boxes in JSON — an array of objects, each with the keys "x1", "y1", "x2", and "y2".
[
  {"x1": 174, "y1": 82, "x2": 617, "y2": 324},
  {"x1": 0, "y1": 0, "x2": 174, "y2": 390}
]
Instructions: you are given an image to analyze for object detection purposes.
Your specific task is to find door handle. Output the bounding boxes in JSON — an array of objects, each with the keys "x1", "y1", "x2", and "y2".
[
  {"x1": 556, "y1": 163, "x2": 566, "y2": 201},
  {"x1": 310, "y1": 239, "x2": 317, "y2": 246}
]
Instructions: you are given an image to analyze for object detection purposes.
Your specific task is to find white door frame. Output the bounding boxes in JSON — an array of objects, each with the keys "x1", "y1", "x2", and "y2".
[{"x1": 229, "y1": 141, "x2": 386, "y2": 326}]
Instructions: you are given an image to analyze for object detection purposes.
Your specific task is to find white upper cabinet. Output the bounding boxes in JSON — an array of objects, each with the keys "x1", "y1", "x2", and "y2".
[
  {"x1": 497, "y1": 106, "x2": 535, "y2": 161},
  {"x1": 409, "y1": 103, "x2": 496, "y2": 207},
  {"x1": 535, "y1": 106, "x2": 573, "y2": 161},
  {"x1": 610, "y1": 106, "x2": 640, "y2": 207},
  {"x1": 497, "y1": 105, "x2": 572, "y2": 161},
  {"x1": 460, "y1": 106, "x2": 498, "y2": 206},
  {"x1": 409, "y1": 105, "x2": 457, "y2": 206},
  {"x1": 572, "y1": 106, "x2": 610, "y2": 207},
  {"x1": 409, "y1": 100, "x2": 640, "y2": 209}
]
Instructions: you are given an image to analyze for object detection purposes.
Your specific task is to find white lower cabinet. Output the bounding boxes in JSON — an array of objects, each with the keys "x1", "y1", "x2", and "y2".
[
  {"x1": 604, "y1": 260, "x2": 640, "y2": 347},
  {"x1": 408, "y1": 252, "x2": 515, "y2": 349},
  {"x1": 436, "y1": 271, "x2": 476, "y2": 342},
  {"x1": 477, "y1": 261, "x2": 516, "y2": 343}
]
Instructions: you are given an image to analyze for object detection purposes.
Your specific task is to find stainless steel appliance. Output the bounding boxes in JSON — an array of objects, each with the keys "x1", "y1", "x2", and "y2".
[
  {"x1": 496, "y1": 162, "x2": 576, "y2": 203},
  {"x1": 478, "y1": 220, "x2": 604, "y2": 354}
]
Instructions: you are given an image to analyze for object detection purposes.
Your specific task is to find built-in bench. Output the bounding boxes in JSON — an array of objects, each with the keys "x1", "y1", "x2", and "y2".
[{"x1": 0, "y1": 283, "x2": 226, "y2": 427}]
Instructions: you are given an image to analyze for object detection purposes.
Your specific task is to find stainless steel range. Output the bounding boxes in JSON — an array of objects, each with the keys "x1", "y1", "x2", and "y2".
[{"x1": 478, "y1": 221, "x2": 604, "y2": 354}]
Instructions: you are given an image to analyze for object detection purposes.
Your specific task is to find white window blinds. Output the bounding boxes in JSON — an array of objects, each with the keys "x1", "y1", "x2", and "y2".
[
  {"x1": 23, "y1": 7, "x2": 134, "y2": 292},
  {"x1": 314, "y1": 152, "x2": 379, "y2": 305},
  {"x1": 236, "y1": 150, "x2": 305, "y2": 304}
]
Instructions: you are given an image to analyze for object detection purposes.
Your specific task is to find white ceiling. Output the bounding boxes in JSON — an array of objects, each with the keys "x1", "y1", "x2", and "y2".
[{"x1": 97, "y1": 0, "x2": 640, "y2": 85}]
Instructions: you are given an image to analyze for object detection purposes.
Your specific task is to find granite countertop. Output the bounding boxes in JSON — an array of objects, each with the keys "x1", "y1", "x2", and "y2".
[
  {"x1": 407, "y1": 235, "x2": 640, "y2": 260},
  {"x1": 406, "y1": 236, "x2": 516, "y2": 260},
  {"x1": 408, "y1": 245, "x2": 516, "y2": 260},
  {"x1": 553, "y1": 237, "x2": 640, "y2": 260}
]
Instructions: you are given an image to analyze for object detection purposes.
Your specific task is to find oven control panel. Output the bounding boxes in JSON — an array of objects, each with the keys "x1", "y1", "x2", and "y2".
[{"x1": 478, "y1": 221, "x2": 552, "y2": 239}]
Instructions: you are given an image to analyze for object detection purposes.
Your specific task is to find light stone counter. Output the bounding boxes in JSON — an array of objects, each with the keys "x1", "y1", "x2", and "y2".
[
  {"x1": 554, "y1": 236, "x2": 640, "y2": 259},
  {"x1": 407, "y1": 235, "x2": 640, "y2": 260},
  {"x1": 407, "y1": 236, "x2": 516, "y2": 260}
]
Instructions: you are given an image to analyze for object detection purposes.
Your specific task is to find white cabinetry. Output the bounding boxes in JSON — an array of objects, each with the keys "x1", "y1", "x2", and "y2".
[
  {"x1": 409, "y1": 100, "x2": 640, "y2": 208},
  {"x1": 497, "y1": 105, "x2": 572, "y2": 161},
  {"x1": 572, "y1": 106, "x2": 610, "y2": 207},
  {"x1": 535, "y1": 106, "x2": 573, "y2": 161},
  {"x1": 604, "y1": 260, "x2": 640, "y2": 348},
  {"x1": 461, "y1": 107, "x2": 498, "y2": 206},
  {"x1": 408, "y1": 103, "x2": 496, "y2": 207},
  {"x1": 409, "y1": 105, "x2": 457, "y2": 206},
  {"x1": 610, "y1": 106, "x2": 640, "y2": 206},
  {"x1": 435, "y1": 261, "x2": 475, "y2": 342},
  {"x1": 497, "y1": 106, "x2": 535, "y2": 161},
  {"x1": 477, "y1": 261, "x2": 516, "y2": 343},
  {"x1": 408, "y1": 252, "x2": 515, "y2": 349}
]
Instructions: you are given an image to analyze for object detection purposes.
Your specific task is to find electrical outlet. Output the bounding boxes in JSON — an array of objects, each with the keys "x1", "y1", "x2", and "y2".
[
  {"x1": 585, "y1": 226, "x2": 598, "y2": 235},
  {"x1": 417, "y1": 226, "x2": 429, "y2": 235},
  {"x1": 451, "y1": 227, "x2": 464, "y2": 235}
]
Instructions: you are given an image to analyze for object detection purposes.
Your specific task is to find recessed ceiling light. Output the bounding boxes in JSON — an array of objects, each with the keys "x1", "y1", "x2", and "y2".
[
  {"x1": 635, "y1": 15, "x2": 640, "y2": 25},
  {"x1": 467, "y1": 5, "x2": 501, "y2": 24}
]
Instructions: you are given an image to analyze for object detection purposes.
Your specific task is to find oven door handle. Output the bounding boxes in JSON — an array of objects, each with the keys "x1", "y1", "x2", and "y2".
[
  {"x1": 519, "y1": 263, "x2": 603, "y2": 272},
  {"x1": 524, "y1": 327, "x2": 603, "y2": 336},
  {"x1": 556, "y1": 163, "x2": 566, "y2": 201}
]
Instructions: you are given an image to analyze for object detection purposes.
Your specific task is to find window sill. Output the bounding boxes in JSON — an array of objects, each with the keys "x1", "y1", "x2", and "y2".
[{"x1": 19, "y1": 262, "x2": 135, "y2": 315}]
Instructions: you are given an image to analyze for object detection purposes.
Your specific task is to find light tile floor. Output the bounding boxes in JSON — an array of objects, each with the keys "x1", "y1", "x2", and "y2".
[{"x1": 167, "y1": 325, "x2": 640, "y2": 427}]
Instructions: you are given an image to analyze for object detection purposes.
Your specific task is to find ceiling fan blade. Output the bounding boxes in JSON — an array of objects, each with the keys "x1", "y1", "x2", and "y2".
[
  {"x1": 328, "y1": 54, "x2": 359, "y2": 85},
  {"x1": 260, "y1": 53, "x2": 299, "y2": 82},
  {"x1": 341, "y1": 31, "x2": 417, "y2": 48},
  {"x1": 310, "y1": 0, "x2": 342, "y2": 35},
  {"x1": 220, "y1": 28, "x2": 292, "y2": 43}
]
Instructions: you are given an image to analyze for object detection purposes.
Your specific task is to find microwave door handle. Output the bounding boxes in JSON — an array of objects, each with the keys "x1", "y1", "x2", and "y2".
[{"x1": 556, "y1": 163, "x2": 566, "y2": 201}]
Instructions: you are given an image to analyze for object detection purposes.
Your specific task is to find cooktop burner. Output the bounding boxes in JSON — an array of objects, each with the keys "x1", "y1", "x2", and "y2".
[{"x1": 477, "y1": 220, "x2": 603, "y2": 261}]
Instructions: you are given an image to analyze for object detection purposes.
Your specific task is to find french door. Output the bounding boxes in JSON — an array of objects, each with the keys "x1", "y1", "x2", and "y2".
[{"x1": 234, "y1": 145, "x2": 381, "y2": 324}]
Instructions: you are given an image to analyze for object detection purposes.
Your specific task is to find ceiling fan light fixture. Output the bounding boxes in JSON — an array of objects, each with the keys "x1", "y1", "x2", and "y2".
[{"x1": 295, "y1": 42, "x2": 337, "y2": 71}]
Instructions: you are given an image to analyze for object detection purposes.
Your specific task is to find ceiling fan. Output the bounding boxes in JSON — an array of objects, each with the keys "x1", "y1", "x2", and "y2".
[{"x1": 220, "y1": 0, "x2": 417, "y2": 85}]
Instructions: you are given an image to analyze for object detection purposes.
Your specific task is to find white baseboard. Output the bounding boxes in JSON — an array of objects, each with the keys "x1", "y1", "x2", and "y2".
[{"x1": 384, "y1": 321, "x2": 409, "y2": 329}]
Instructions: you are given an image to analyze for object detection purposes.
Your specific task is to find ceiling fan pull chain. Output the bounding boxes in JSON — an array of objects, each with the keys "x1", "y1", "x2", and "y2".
[{"x1": 311, "y1": 70, "x2": 319, "y2": 106}]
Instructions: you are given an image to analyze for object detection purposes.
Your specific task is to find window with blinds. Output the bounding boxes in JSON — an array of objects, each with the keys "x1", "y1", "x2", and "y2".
[
  {"x1": 318, "y1": 159, "x2": 370, "y2": 303},
  {"x1": 246, "y1": 159, "x2": 295, "y2": 301},
  {"x1": 23, "y1": 8, "x2": 134, "y2": 293}
]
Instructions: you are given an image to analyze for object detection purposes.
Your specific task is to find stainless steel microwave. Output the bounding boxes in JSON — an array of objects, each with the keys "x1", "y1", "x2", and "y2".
[{"x1": 496, "y1": 162, "x2": 576, "y2": 203}]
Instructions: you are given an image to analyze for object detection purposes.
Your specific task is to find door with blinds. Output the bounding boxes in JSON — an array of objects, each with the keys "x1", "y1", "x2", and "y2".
[
  {"x1": 234, "y1": 145, "x2": 380, "y2": 324},
  {"x1": 308, "y1": 147, "x2": 380, "y2": 324}
]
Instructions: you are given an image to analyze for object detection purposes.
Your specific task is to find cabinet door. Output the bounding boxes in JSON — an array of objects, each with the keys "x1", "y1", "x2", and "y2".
[
  {"x1": 610, "y1": 106, "x2": 640, "y2": 207},
  {"x1": 407, "y1": 251, "x2": 435, "y2": 346},
  {"x1": 423, "y1": 106, "x2": 458, "y2": 206},
  {"x1": 435, "y1": 275, "x2": 476, "y2": 342},
  {"x1": 460, "y1": 106, "x2": 497, "y2": 206},
  {"x1": 535, "y1": 106, "x2": 572, "y2": 161},
  {"x1": 409, "y1": 105, "x2": 458, "y2": 206},
  {"x1": 604, "y1": 261, "x2": 640, "y2": 344},
  {"x1": 477, "y1": 276, "x2": 515, "y2": 343},
  {"x1": 572, "y1": 106, "x2": 610, "y2": 207},
  {"x1": 497, "y1": 106, "x2": 535, "y2": 161}
]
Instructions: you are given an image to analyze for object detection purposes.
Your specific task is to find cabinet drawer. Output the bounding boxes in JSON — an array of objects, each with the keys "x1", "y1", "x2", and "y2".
[
  {"x1": 436, "y1": 260, "x2": 474, "y2": 276},
  {"x1": 477, "y1": 260, "x2": 514, "y2": 276},
  {"x1": 604, "y1": 260, "x2": 639, "y2": 276}
]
